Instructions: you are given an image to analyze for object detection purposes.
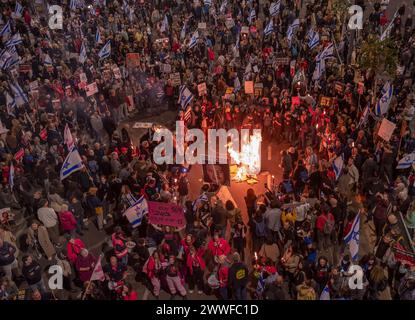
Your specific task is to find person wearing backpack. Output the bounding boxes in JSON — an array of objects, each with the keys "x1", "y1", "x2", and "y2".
[{"x1": 315, "y1": 205, "x2": 335, "y2": 251}]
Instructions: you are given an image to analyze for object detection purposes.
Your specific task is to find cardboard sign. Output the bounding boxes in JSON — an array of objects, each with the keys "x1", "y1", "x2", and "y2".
[
  {"x1": 79, "y1": 73, "x2": 87, "y2": 83},
  {"x1": 275, "y1": 57, "x2": 290, "y2": 65},
  {"x1": 198, "y1": 82, "x2": 207, "y2": 96},
  {"x1": 170, "y1": 72, "x2": 181, "y2": 86},
  {"x1": 252, "y1": 65, "x2": 259, "y2": 73},
  {"x1": 85, "y1": 82, "x2": 99, "y2": 97},
  {"x1": 198, "y1": 22, "x2": 207, "y2": 29},
  {"x1": 132, "y1": 122, "x2": 153, "y2": 129},
  {"x1": 19, "y1": 64, "x2": 31, "y2": 73},
  {"x1": 126, "y1": 53, "x2": 140, "y2": 67},
  {"x1": 334, "y1": 82, "x2": 344, "y2": 94},
  {"x1": 162, "y1": 64, "x2": 171, "y2": 73},
  {"x1": 244, "y1": 81, "x2": 254, "y2": 94},
  {"x1": 378, "y1": 118, "x2": 396, "y2": 142},
  {"x1": 147, "y1": 201, "x2": 185, "y2": 228}
]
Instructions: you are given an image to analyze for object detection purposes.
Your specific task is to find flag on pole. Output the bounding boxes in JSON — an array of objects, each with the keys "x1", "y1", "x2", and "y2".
[
  {"x1": 204, "y1": 0, "x2": 212, "y2": 7},
  {"x1": 333, "y1": 154, "x2": 344, "y2": 180},
  {"x1": 0, "y1": 20, "x2": 11, "y2": 37},
  {"x1": 380, "y1": 10, "x2": 399, "y2": 41},
  {"x1": 357, "y1": 104, "x2": 370, "y2": 128},
  {"x1": 344, "y1": 213, "x2": 361, "y2": 261},
  {"x1": 375, "y1": 82, "x2": 393, "y2": 116},
  {"x1": 312, "y1": 59, "x2": 325, "y2": 81},
  {"x1": 316, "y1": 42, "x2": 334, "y2": 61},
  {"x1": 264, "y1": 20, "x2": 274, "y2": 37},
  {"x1": 178, "y1": 85, "x2": 194, "y2": 109},
  {"x1": 248, "y1": 9, "x2": 256, "y2": 25},
  {"x1": 90, "y1": 255, "x2": 105, "y2": 281},
  {"x1": 60, "y1": 147, "x2": 84, "y2": 180},
  {"x1": 188, "y1": 31, "x2": 199, "y2": 49},
  {"x1": 64, "y1": 124, "x2": 75, "y2": 151},
  {"x1": 308, "y1": 31, "x2": 320, "y2": 49},
  {"x1": 9, "y1": 162, "x2": 14, "y2": 189},
  {"x1": 79, "y1": 42, "x2": 87, "y2": 64},
  {"x1": 98, "y1": 40, "x2": 111, "y2": 60},
  {"x1": 123, "y1": 195, "x2": 149, "y2": 228},
  {"x1": 4, "y1": 33, "x2": 23, "y2": 47},
  {"x1": 184, "y1": 106, "x2": 192, "y2": 122},
  {"x1": 95, "y1": 28, "x2": 101, "y2": 44},
  {"x1": 9, "y1": 82, "x2": 28, "y2": 106},
  {"x1": 320, "y1": 285, "x2": 330, "y2": 300},
  {"x1": 269, "y1": 1, "x2": 280, "y2": 17},
  {"x1": 5, "y1": 92, "x2": 16, "y2": 115},
  {"x1": 287, "y1": 19, "x2": 300, "y2": 47},
  {"x1": 396, "y1": 152, "x2": 415, "y2": 170},
  {"x1": 15, "y1": 3, "x2": 23, "y2": 16}
]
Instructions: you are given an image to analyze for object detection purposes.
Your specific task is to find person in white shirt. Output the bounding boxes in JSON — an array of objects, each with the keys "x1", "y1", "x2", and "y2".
[{"x1": 37, "y1": 199, "x2": 61, "y2": 247}]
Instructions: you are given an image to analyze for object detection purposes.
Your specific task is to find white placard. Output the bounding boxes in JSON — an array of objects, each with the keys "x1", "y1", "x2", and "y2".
[
  {"x1": 378, "y1": 118, "x2": 396, "y2": 142},
  {"x1": 85, "y1": 82, "x2": 99, "y2": 97}
]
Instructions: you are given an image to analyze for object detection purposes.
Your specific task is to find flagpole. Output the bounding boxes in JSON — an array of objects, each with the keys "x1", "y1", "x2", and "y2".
[
  {"x1": 82, "y1": 254, "x2": 104, "y2": 300},
  {"x1": 330, "y1": 31, "x2": 343, "y2": 65}
]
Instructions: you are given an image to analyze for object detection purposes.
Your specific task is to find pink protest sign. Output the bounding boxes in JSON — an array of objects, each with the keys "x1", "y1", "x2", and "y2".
[{"x1": 148, "y1": 201, "x2": 185, "y2": 228}]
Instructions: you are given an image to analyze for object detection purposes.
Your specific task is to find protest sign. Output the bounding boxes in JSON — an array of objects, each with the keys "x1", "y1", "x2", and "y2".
[
  {"x1": 29, "y1": 81, "x2": 39, "y2": 91},
  {"x1": 275, "y1": 57, "x2": 290, "y2": 65},
  {"x1": 198, "y1": 22, "x2": 207, "y2": 29},
  {"x1": 335, "y1": 82, "x2": 344, "y2": 94},
  {"x1": 198, "y1": 82, "x2": 207, "y2": 96},
  {"x1": 148, "y1": 202, "x2": 185, "y2": 228},
  {"x1": 170, "y1": 72, "x2": 181, "y2": 86},
  {"x1": 216, "y1": 186, "x2": 237, "y2": 208},
  {"x1": 378, "y1": 118, "x2": 396, "y2": 142},
  {"x1": 132, "y1": 122, "x2": 153, "y2": 129},
  {"x1": 112, "y1": 67, "x2": 122, "y2": 79},
  {"x1": 162, "y1": 64, "x2": 171, "y2": 73},
  {"x1": 126, "y1": 53, "x2": 140, "y2": 67},
  {"x1": 320, "y1": 96, "x2": 334, "y2": 107},
  {"x1": 86, "y1": 82, "x2": 99, "y2": 97},
  {"x1": 244, "y1": 81, "x2": 254, "y2": 94}
]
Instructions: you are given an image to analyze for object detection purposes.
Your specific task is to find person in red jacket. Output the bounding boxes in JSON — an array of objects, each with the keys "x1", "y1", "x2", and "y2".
[
  {"x1": 217, "y1": 256, "x2": 230, "y2": 300},
  {"x1": 315, "y1": 206, "x2": 335, "y2": 251},
  {"x1": 143, "y1": 250, "x2": 166, "y2": 299},
  {"x1": 59, "y1": 204, "x2": 77, "y2": 236},
  {"x1": 121, "y1": 282, "x2": 138, "y2": 300},
  {"x1": 66, "y1": 236, "x2": 85, "y2": 264},
  {"x1": 111, "y1": 227, "x2": 128, "y2": 266},
  {"x1": 186, "y1": 246, "x2": 206, "y2": 294},
  {"x1": 207, "y1": 232, "x2": 231, "y2": 262}
]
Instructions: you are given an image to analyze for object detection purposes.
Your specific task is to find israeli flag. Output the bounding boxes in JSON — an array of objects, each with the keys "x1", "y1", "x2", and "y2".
[
  {"x1": 6, "y1": 92, "x2": 16, "y2": 115},
  {"x1": 98, "y1": 40, "x2": 111, "y2": 60},
  {"x1": 264, "y1": 20, "x2": 274, "y2": 37},
  {"x1": 234, "y1": 76, "x2": 241, "y2": 93},
  {"x1": 333, "y1": 154, "x2": 344, "y2": 180},
  {"x1": 160, "y1": 15, "x2": 169, "y2": 33},
  {"x1": 396, "y1": 152, "x2": 415, "y2": 170},
  {"x1": 0, "y1": 49, "x2": 12, "y2": 69},
  {"x1": 380, "y1": 10, "x2": 398, "y2": 41},
  {"x1": 192, "y1": 192, "x2": 209, "y2": 211},
  {"x1": 308, "y1": 31, "x2": 320, "y2": 50},
  {"x1": 60, "y1": 147, "x2": 84, "y2": 180},
  {"x1": 15, "y1": 3, "x2": 23, "y2": 16},
  {"x1": 344, "y1": 213, "x2": 360, "y2": 261},
  {"x1": 248, "y1": 9, "x2": 256, "y2": 25},
  {"x1": 287, "y1": 19, "x2": 300, "y2": 47},
  {"x1": 0, "y1": 20, "x2": 12, "y2": 37},
  {"x1": 312, "y1": 59, "x2": 325, "y2": 81},
  {"x1": 5, "y1": 33, "x2": 22, "y2": 47},
  {"x1": 178, "y1": 85, "x2": 194, "y2": 109},
  {"x1": 124, "y1": 195, "x2": 148, "y2": 228},
  {"x1": 220, "y1": 0, "x2": 227, "y2": 14},
  {"x1": 70, "y1": 0, "x2": 78, "y2": 10},
  {"x1": 188, "y1": 31, "x2": 199, "y2": 49},
  {"x1": 204, "y1": 0, "x2": 212, "y2": 7},
  {"x1": 316, "y1": 42, "x2": 334, "y2": 61},
  {"x1": 320, "y1": 285, "x2": 330, "y2": 300},
  {"x1": 269, "y1": 1, "x2": 280, "y2": 17},
  {"x1": 180, "y1": 23, "x2": 186, "y2": 40},
  {"x1": 375, "y1": 82, "x2": 393, "y2": 116},
  {"x1": 95, "y1": 28, "x2": 101, "y2": 44},
  {"x1": 4, "y1": 48, "x2": 20, "y2": 70},
  {"x1": 79, "y1": 41, "x2": 87, "y2": 64},
  {"x1": 9, "y1": 82, "x2": 28, "y2": 106}
]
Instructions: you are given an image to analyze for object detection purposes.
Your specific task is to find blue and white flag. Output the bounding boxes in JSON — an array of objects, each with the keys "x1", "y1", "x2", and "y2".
[
  {"x1": 95, "y1": 28, "x2": 101, "y2": 44},
  {"x1": 0, "y1": 49, "x2": 12, "y2": 69},
  {"x1": 333, "y1": 154, "x2": 344, "y2": 180},
  {"x1": 320, "y1": 285, "x2": 330, "y2": 300},
  {"x1": 308, "y1": 31, "x2": 320, "y2": 50},
  {"x1": 15, "y1": 3, "x2": 23, "y2": 16},
  {"x1": 264, "y1": 20, "x2": 274, "y2": 37},
  {"x1": 312, "y1": 59, "x2": 325, "y2": 81},
  {"x1": 98, "y1": 40, "x2": 111, "y2": 60},
  {"x1": 396, "y1": 152, "x2": 415, "y2": 169},
  {"x1": 316, "y1": 42, "x2": 334, "y2": 61},
  {"x1": 70, "y1": 0, "x2": 78, "y2": 10},
  {"x1": 375, "y1": 82, "x2": 393, "y2": 116},
  {"x1": 3, "y1": 48, "x2": 20, "y2": 70},
  {"x1": 180, "y1": 23, "x2": 186, "y2": 40},
  {"x1": 344, "y1": 213, "x2": 360, "y2": 261},
  {"x1": 220, "y1": 0, "x2": 227, "y2": 14},
  {"x1": 9, "y1": 162, "x2": 14, "y2": 189},
  {"x1": 123, "y1": 195, "x2": 148, "y2": 228},
  {"x1": 5, "y1": 33, "x2": 22, "y2": 47},
  {"x1": 160, "y1": 15, "x2": 169, "y2": 33},
  {"x1": 234, "y1": 76, "x2": 241, "y2": 93},
  {"x1": 188, "y1": 31, "x2": 199, "y2": 49},
  {"x1": 287, "y1": 19, "x2": 299, "y2": 47},
  {"x1": 9, "y1": 82, "x2": 28, "y2": 106},
  {"x1": 178, "y1": 85, "x2": 194, "y2": 109},
  {"x1": 0, "y1": 20, "x2": 11, "y2": 37},
  {"x1": 192, "y1": 192, "x2": 209, "y2": 211},
  {"x1": 248, "y1": 9, "x2": 256, "y2": 25},
  {"x1": 79, "y1": 41, "x2": 87, "y2": 64},
  {"x1": 357, "y1": 104, "x2": 370, "y2": 128},
  {"x1": 269, "y1": 1, "x2": 280, "y2": 17},
  {"x1": 60, "y1": 147, "x2": 84, "y2": 180},
  {"x1": 204, "y1": 0, "x2": 212, "y2": 7},
  {"x1": 380, "y1": 10, "x2": 399, "y2": 41},
  {"x1": 6, "y1": 92, "x2": 16, "y2": 115}
]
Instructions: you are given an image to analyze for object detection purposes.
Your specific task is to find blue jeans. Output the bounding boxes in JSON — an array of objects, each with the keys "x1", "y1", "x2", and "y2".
[
  {"x1": 233, "y1": 286, "x2": 247, "y2": 300},
  {"x1": 218, "y1": 287, "x2": 228, "y2": 300}
]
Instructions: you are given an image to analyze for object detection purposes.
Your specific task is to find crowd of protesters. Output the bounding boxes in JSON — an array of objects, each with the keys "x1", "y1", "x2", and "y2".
[{"x1": 0, "y1": 0, "x2": 415, "y2": 301}]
